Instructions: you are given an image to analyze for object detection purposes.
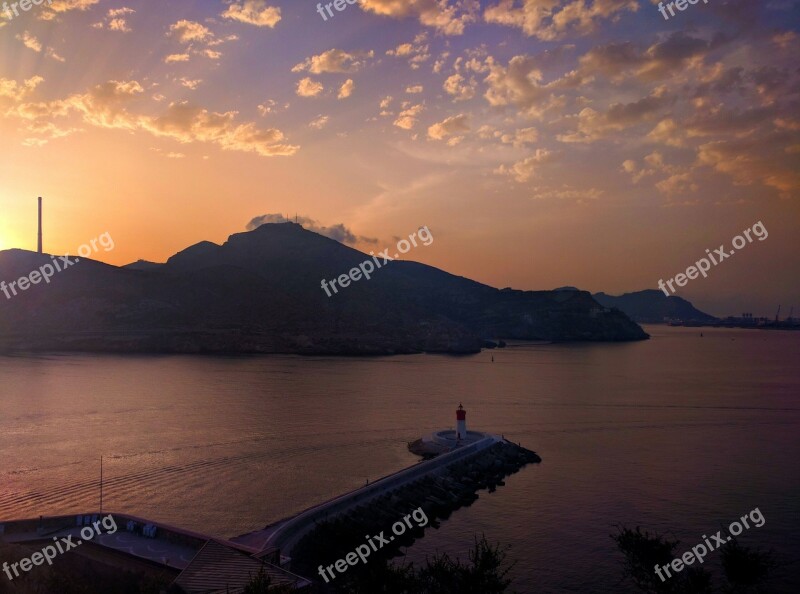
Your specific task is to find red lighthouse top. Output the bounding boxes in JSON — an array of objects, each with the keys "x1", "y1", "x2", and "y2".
[{"x1": 456, "y1": 403, "x2": 466, "y2": 420}]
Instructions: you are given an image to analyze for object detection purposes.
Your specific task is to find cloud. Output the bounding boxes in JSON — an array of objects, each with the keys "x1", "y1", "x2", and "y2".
[
  {"x1": 394, "y1": 104, "x2": 424, "y2": 129},
  {"x1": 386, "y1": 35, "x2": 431, "y2": 69},
  {"x1": 360, "y1": 0, "x2": 479, "y2": 35},
  {"x1": 93, "y1": 7, "x2": 135, "y2": 32},
  {"x1": 165, "y1": 19, "x2": 236, "y2": 63},
  {"x1": 578, "y1": 33, "x2": 714, "y2": 82},
  {"x1": 647, "y1": 118, "x2": 685, "y2": 147},
  {"x1": 165, "y1": 54, "x2": 191, "y2": 64},
  {"x1": 308, "y1": 114, "x2": 329, "y2": 129},
  {"x1": 17, "y1": 31, "x2": 42, "y2": 52},
  {"x1": 296, "y1": 78, "x2": 324, "y2": 98},
  {"x1": 221, "y1": 0, "x2": 281, "y2": 27},
  {"x1": 500, "y1": 126, "x2": 538, "y2": 147},
  {"x1": 697, "y1": 133, "x2": 800, "y2": 199},
  {"x1": 443, "y1": 73, "x2": 476, "y2": 101},
  {"x1": 557, "y1": 88, "x2": 672, "y2": 143},
  {"x1": 428, "y1": 113, "x2": 470, "y2": 140},
  {"x1": 245, "y1": 214, "x2": 378, "y2": 245},
  {"x1": 655, "y1": 172, "x2": 698, "y2": 196},
  {"x1": 484, "y1": 0, "x2": 638, "y2": 41},
  {"x1": 338, "y1": 79, "x2": 355, "y2": 99},
  {"x1": 387, "y1": 43, "x2": 415, "y2": 58},
  {"x1": 16, "y1": 32, "x2": 65, "y2": 61},
  {"x1": 0, "y1": 76, "x2": 45, "y2": 103},
  {"x1": 406, "y1": 85, "x2": 424, "y2": 94},
  {"x1": 292, "y1": 49, "x2": 374, "y2": 74},
  {"x1": 483, "y1": 54, "x2": 586, "y2": 119},
  {"x1": 620, "y1": 150, "x2": 678, "y2": 186},
  {"x1": 257, "y1": 100, "x2": 276, "y2": 116},
  {"x1": 178, "y1": 78, "x2": 202, "y2": 90},
  {"x1": 169, "y1": 20, "x2": 213, "y2": 44},
  {"x1": 21, "y1": 120, "x2": 80, "y2": 146},
  {"x1": 38, "y1": 0, "x2": 100, "y2": 20},
  {"x1": 142, "y1": 101, "x2": 298, "y2": 157},
  {"x1": 46, "y1": 48, "x2": 66, "y2": 62},
  {"x1": 495, "y1": 148, "x2": 556, "y2": 182},
  {"x1": 7, "y1": 79, "x2": 299, "y2": 157},
  {"x1": 772, "y1": 31, "x2": 797, "y2": 50},
  {"x1": 529, "y1": 184, "x2": 603, "y2": 202}
]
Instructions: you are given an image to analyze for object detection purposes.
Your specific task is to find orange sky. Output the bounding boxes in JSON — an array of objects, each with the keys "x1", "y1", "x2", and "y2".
[{"x1": 1, "y1": 0, "x2": 798, "y2": 316}]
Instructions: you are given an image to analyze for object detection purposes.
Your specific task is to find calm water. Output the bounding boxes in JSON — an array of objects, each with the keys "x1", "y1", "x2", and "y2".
[{"x1": 1, "y1": 326, "x2": 798, "y2": 592}]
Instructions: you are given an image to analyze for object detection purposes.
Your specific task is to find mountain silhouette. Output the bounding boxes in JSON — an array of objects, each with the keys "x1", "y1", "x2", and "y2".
[
  {"x1": 0, "y1": 223, "x2": 647, "y2": 354},
  {"x1": 593, "y1": 290, "x2": 718, "y2": 324}
]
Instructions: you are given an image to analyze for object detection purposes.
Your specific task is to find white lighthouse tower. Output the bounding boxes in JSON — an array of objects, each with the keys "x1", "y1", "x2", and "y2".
[{"x1": 456, "y1": 403, "x2": 467, "y2": 440}]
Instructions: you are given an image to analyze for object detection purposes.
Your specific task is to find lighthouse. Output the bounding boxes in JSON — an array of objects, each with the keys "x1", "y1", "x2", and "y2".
[{"x1": 456, "y1": 403, "x2": 467, "y2": 440}]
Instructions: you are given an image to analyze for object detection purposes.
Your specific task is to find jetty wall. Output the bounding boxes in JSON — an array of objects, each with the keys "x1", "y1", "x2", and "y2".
[{"x1": 266, "y1": 435, "x2": 501, "y2": 553}]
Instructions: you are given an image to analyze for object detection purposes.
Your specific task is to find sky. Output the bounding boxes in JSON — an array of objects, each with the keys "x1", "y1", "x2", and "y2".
[{"x1": 0, "y1": 0, "x2": 798, "y2": 317}]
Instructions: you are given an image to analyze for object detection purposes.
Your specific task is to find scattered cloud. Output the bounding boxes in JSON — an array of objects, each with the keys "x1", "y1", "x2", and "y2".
[
  {"x1": 165, "y1": 54, "x2": 191, "y2": 64},
  {"x1": 292, "y1": 49, "x2": 374, "y2": 74},
  {"x1": 38, "y1": 0, "x2": 100, "y2": 21},
  {"x1": 361, "y1": 0, "x2": 479, "y2": 35},
  {"x1": 46, "y1": 48, "x2": 66, "y2": 62},
  {"x1": 169, "y1": 20, "x2": 212, "y2": 44},
  {"x1": 500, "y1": 126, "x2": 538, "y2": 147},
  {"x1": 338, "y1": 79, "x2": 355, "y2": 99},
  {"x1": 443, "y1": 73, "x2": 476, "y2": 101},
  {"x1": 394, "y1": 104, "x2": 424, "y2": 129},
  {"x1": 17, "y1": 31, "x2": 42, "y2": 52},
  {"x1": 428, "y1": 113, "x2": 470, "y2": 140},
  {"x1": 309, "y1": 114, "x2": 330, "y2": 129},
  {"x1": 484, "y1": 0, "x2": 638, "y2": 41},
  {"x1": 386, "y1": 34, "x2": 432, "y2": 69},
  {"x1": 296, "y1": 78, "x2": 324, "y2": 98},
  {"x1": 92, "y1": 7, "x2": 135, "y2": 32},
  {"x1": 495, "y1": 149, "x2": 557, "y2": 182},
  {"x1": 557, "y1": 87, "x2": 672, "y2": 143},
  {"x1": 6, "y1": 79, "x2": 299, "y2": 157},
  {"x1": 221, "y1": 0, "x2": 281, "y2": 28},
  {"x1": 178, "y1": 78, "x2": 203, "y2": 90}
]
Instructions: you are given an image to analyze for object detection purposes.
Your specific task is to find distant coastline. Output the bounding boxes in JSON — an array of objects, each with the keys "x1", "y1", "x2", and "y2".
[{"x1": 0, "y1": 224, "x2": 648, "y2": 355}]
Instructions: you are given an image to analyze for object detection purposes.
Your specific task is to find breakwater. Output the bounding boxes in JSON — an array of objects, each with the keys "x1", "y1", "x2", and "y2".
[{"x1": 288, "y1": 439, "x2": 540, "y2": 580}]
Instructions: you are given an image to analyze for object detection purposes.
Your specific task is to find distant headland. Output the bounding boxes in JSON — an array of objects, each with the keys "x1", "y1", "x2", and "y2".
[{"x1": 0, "y1": 223, "x2": 648, "y2": 354}]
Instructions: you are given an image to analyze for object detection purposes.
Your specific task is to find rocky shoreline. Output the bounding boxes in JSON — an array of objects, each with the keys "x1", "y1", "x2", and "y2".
[{"x1": 290, "y1": 440, "x2": 541, "y2": 579}]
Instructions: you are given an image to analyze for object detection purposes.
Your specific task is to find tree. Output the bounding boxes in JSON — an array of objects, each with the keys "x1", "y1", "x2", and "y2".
[
  {"x1": 612, "y1": 525, "x2": 778, "y2": 594},
  {"x1": 241, "y1": 566, "x2": 296, "y2": 594},
  {"x1": 720, "y1": 538, "x2": 776, "y2": 593},
  {"x1": 612, "y1": 525, "x2": 710, "y2": 593},
  {"x1": 334, "y1": 534, "x2": 516, "y2": 593}
]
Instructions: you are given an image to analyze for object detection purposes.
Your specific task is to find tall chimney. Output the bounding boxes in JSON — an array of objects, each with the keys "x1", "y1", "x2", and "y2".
[{"x1": 37, "y1": 197, "x2": 42, "y2": 254}]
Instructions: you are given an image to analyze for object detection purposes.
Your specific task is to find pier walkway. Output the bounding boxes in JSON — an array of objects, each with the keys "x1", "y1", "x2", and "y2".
[{"x1": 231, "y1": 433, "x2": 503, "y2": 556}]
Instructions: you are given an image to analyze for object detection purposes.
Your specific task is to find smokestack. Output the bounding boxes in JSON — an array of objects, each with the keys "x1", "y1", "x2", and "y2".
[{"x1": 37, "y1": 197, "x2": 42, "y2": 254}]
